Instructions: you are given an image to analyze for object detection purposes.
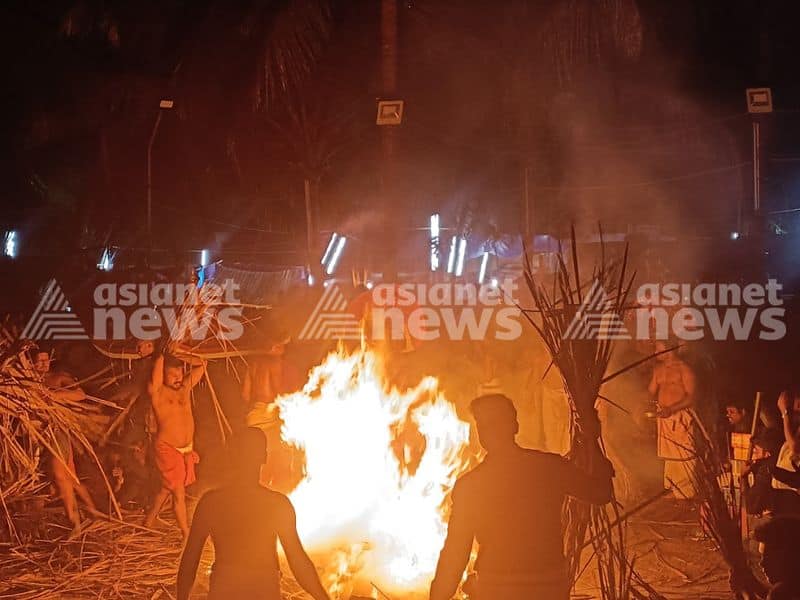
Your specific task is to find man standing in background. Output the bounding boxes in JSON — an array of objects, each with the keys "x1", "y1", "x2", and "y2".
[
  {"x1": 649, "y1": 341, "x2": 698, "y2": 500},
  {"x1": 243, "y1": 331, "x2": 303, "y2": 492},
  {"x1": 32, "y1": 346, "x2": 101, "y2": 537}
]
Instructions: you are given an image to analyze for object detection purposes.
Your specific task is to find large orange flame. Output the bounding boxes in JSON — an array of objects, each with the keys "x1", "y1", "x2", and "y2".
[{"x1": 277, "y1": 347, "x2": 471, "y2": 597}]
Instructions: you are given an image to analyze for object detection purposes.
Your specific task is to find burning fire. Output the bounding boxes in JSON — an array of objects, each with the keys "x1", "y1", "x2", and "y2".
[{"x1": 277, "y1": 347, "x2": 472, "y2": 598}]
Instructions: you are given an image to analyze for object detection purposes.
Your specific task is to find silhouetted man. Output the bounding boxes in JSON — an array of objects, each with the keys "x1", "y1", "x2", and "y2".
[
  {"x1": 429, "y1": 394, "x2": 614, "y2": 600},
  {"x1": 754, "y1": 516, "x2": 800, "y2": 599},
  {"x1": 772, "y1": 390, "x2": 800, "y2": 516},
  {"x1": 177, "y1": 428, "x2": 330, "y2": 600}
]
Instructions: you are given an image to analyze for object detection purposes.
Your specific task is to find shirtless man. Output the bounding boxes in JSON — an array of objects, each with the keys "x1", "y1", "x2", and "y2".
[
  {"x1": 144, "y1": 351, "x2": 205, "y2": 537},
  {"x1": 243, "y1": 334, "x2": 302, "y2": 492},
  {"x1": 648, "y1": 341, "x2": 698, "y2": 499},
  {"x1": 177, "y1": 428, "x2": 330, "y2": 600},
  {"x1": 32, "y1": 349, "x2": 101, "y2": 537}
]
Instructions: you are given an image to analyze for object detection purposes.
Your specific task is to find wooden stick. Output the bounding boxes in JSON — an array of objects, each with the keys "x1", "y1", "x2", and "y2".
[
  {"x1": 580, "y1": 487, "x2": 674, "y2": 551},
  {"x1": 203, "y1": 370, "x2": 232, "y2": 443},
  {"x1": 740, "y1": 391, "x2": 762, "y2": 540},
  {"x1": 99, "y1": 390, "x2": 141, "y2": 446}
]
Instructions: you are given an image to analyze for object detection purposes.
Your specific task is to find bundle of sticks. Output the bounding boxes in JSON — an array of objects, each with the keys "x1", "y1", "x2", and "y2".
[
  {"x1": 0, "y1": 338, "x2": 121, "y2": 536},
  {"x1": 520, "y1": 226, "x2": 663, "y2": 600}
]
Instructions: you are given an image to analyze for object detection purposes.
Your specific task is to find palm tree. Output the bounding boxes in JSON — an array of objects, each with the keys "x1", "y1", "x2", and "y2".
[{"x1": 19, "y1": 0, "x2": 334, "y2": 254}]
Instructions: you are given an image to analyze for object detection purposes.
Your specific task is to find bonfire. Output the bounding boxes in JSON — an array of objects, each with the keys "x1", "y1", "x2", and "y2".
[{"x1": 278, "y1": 345, "x2": 472, "y2": 598}]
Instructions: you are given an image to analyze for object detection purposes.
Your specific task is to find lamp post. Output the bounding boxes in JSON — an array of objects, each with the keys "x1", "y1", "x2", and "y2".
[
  {"x1": 146, "y1": 99, "x2": 174, "y2": 251},
  {"x1": 745, "y1": 88, "x2": 772, "y2": 228}
]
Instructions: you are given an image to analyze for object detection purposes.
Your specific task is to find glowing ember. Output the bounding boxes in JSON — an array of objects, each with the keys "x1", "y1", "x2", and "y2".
[{"x1": 277, "y1": 347, "x2": 471, "y2": 597}]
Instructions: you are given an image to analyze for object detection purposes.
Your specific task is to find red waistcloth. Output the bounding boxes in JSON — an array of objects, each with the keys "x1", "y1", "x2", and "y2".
[{"x1": 154, "y1": 440, "x2": 199, "y2": 490}]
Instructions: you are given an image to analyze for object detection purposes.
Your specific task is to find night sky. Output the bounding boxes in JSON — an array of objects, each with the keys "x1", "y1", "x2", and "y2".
[{"x1": 1, "y1": 0, "x2": 800, "y2": 265}]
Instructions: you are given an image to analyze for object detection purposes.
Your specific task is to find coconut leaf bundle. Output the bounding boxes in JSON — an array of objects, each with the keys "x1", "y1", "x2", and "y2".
[
  {"x1": 687, "y1": 414, "x2": 767, "y2": 599},
  {"x1": 0, "y1": 339, "x2": 122, "y2": 536},
  {"x1": 520, "y1": 226, "x2": 663, "y2": 600}
]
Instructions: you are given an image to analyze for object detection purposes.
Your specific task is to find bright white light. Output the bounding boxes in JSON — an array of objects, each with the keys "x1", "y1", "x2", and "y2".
[
  {"x1": 326, "y1": 236, "x2": 347, "y2": 275},
  {"x1": 97, "y1": 247, "x2": 115, "y2": 271},
  {"x1": 366, "y1": 281, "x2": 374, "y2": 290},
  {"x1": 429, "y1": 214, "x2": 440, "y2": 271},
  {"x1": 200, "y1": 249, "x2": 210, "y2": 267},
  {"x1": 478, "y1": 251, "x2": 489, "y2": 284},
  {"x1": 490, "y1": 277, "x2": 499, "y2": 288},
  {"x1": 446, "y1": 236, "x2": 457, "y2": 274},
  {"x1": 455, "y1": 238, "x2": 467, "y2": 277},
  {"x1": 430, "y1": 214, "x2": 440, "y2": 238},
  {"x1": 730, "y1": 231, "x2": 740, "y2": 240},
  {"x1": 321, "y1": 233, "x2": 338, "y2": 265},
  {"x1": 307, "y1": 273, "x2": 315, "y2": 286},
  {"x1": 323, "y1": 279, "x2": 332, "y2": 288},
  {"x1": 4, "y1": 231, "x2": 17, "y2": 258}
]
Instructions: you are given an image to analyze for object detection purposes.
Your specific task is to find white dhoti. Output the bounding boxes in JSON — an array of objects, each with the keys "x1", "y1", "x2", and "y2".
[
  {"x1": 245, "y1": 402, "x2": 296, "y2": 493},
  {"x1": 657, "y1": 409, "x2": 697, "y2": 499}
]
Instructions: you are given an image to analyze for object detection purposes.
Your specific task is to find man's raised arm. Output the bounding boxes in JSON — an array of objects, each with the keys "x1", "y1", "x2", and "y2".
[
  {"x1": 276, "y1": 496, "x2": 330, "y2": 600},
  {"x1": 149, "y1": 354, "x2": 164, "y2": 397},
  {"x1": 185, "y1": 361, "x2": 206, "y2": 388},
  {"x1": 171, "y1": 346, "x2": 206, "y2": 388},
  {"x1": 778, "y1": 392, "x2": 799, "y2": 455},
  {"x1": 50, "y1": 376, "x2": 87, "y2": 403},
  {"x1": 242, "y1": 368, "x2": 252, "y2": 405}
]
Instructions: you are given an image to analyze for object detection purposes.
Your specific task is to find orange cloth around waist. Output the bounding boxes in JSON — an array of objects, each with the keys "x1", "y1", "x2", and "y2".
[{"x1": 153, "y1": 440, "x2": 199, "y2": 490}]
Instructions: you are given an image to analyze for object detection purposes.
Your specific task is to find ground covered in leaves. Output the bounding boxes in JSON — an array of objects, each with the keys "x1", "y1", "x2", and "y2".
[{"x1": 1, "y1": 495, "x2": 751, "y2": 599}]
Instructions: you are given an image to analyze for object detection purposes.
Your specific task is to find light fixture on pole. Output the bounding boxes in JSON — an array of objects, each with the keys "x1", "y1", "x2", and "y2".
[
  {"x1": 446, "y1": 235, "x2": 457, "y2": 274},
  {"x1": 478, "y1": 251, "x2": 489, "y2": 284},
  {"x1": 147, "y1": 98, "x2": 174, "y2": 252},
  {"x1": 320, "y1": 232, "x2": 347, "y2": 275},
  {"x1": 321, "y1": 233, "x2": 338, "y2": 266},
  {"x1": 97, "y1": 247, "x2": 115, "y2": 271},
  {"x1": 3, "y1": 230, "x2": 18, "y2": 258},
  {"x1": 455, "y1": 237, "x2": 467, "y2": 277},
  {"x1": 429, "y1": 214, "x2": 440, "y2": 271},
  {"x1": 746, "y1": 87, "x2": 772, "y2": 217}
]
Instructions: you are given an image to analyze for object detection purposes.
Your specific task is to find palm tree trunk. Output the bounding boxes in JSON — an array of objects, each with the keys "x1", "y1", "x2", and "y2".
[{"x1": 381, "y1": 0, "x2": 398, "y2": 281}]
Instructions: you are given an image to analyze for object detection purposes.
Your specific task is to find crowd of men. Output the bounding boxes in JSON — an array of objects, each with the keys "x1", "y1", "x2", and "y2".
[{"x1": 27, "y1": 333, "x2": 800, "y2": 600}]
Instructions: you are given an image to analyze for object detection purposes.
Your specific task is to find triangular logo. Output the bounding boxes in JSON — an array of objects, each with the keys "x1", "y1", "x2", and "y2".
[
  {"x1": 20, "y1": 279, "x2": 89, "y2": 340},
  {"x1": 563, "y1": 280, "x2": 630, "y2": 341},
  {"x1": 298, "y1": 284, "x2": 361, "y2": 341}
]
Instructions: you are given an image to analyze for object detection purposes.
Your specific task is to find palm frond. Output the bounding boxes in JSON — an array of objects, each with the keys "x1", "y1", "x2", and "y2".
[{"x1": 521, "y1": 225, "x2": 665, "y2": 600}]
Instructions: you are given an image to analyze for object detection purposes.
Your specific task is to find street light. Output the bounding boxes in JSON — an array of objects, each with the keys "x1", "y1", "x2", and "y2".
[
  {"x1": 455, "y1": 237, "x2": 467, "y2": 277},
  {"x1": 147, "y1": 98, "x2": 174, "y2": 249},
  {"x1": 478, "y1": 251, "x2": 489, "y2": 284},
  {"x1": 97, "y1": 247, "x2": 115, "y2": 271},
  {"x1": 429, "y1": 214, "x2": 440, "y2": 271},
  {"x1": 3, "y1": 230, "x2": 18, "y2": 258}
]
